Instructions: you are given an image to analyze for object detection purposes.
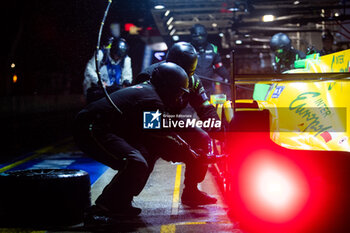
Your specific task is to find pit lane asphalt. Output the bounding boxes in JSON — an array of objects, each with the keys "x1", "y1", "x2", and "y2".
[{"x1": 0, "y1": 137, "x2": 241, "y2": 233}]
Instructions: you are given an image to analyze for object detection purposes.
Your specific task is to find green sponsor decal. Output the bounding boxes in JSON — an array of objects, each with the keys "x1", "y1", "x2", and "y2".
[{"x1": 289, "y1": 92, "x2": 332, "y2": 136}]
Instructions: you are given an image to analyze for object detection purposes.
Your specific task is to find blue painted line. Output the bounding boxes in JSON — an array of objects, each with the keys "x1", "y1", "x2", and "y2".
[
  {"x1": 1, "y1": 137, "x2": 110, "y2": 185},
  {"x1": 4, "y1": 152, "x2": 109, "y2": 186},
  {"x1": 67, "y1": 157, "x2": 109, "y2": 185},
  {"x1": 0, "y1": 137, "x2": 73, "y2": 170}
]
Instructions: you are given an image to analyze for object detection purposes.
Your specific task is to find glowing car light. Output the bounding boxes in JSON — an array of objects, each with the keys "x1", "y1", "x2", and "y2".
[
  {"x1": 256, "y1": 168, "x2": 293, "y2": 209},
  {"x1": 238, "y1": 150, "x2": 310, "y2": 223}
]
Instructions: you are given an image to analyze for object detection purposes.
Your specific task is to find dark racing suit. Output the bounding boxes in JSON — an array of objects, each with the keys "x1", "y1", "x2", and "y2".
[
  {"x1": 272, "y1": 48, "x2": 306, "y2": 73},
  {"x1": 192, "y1": 43, "x2": 230, "y2": 96},
  {"x1": 135, "y1": 61, "x2": 220, "y2": 124},
  {"x1": 135, "y1": 62, "x2": 221, "y2": 190},
  {"x1": 73, "y1": 83, "x2": 208, "y2": 211}
]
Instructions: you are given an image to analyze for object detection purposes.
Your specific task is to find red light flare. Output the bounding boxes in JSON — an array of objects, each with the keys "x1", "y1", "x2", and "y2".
[
  {"x1": 124, "y1": 23, "x2": 136, "y2": 32},
  {"x1": 224, "y1": 132, "x2": 332, "y2": 233},
  {"x1": 238, "y1": 150, "x2": 310, "y2": 223}
]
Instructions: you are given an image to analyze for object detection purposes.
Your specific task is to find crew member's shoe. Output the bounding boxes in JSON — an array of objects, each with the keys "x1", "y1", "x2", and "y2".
[
  {"x1": 181, "y1": 188, "x2": 217, "y2": 207},
  {"x1": 84, "y1": 205, "x2": 118, "y2": 229},
  {"x1": 110, "y1": 203, "x2": 142, "y2": 217},
  {"x1": 84, "y1": 204, "x2": 142, "y2": 228}
]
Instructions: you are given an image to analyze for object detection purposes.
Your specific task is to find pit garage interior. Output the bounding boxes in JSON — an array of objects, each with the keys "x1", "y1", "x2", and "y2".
[
  {"x1": 1, "y1": 0, "x2": 350, "y2": 233},
  {"x1": 149, "y1": 0, "x2": 350, "y2": 75}
]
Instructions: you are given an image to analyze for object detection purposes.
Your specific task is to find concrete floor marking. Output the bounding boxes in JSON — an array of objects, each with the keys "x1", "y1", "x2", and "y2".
[
  {"x1": 171, "y1": 164, "x2": 182, "y2": 215},
  {"x1": 0, "y1": 229, "x2": 46, "y2": 233},
  {"x1": 0, "y1": 137, "x2": 72, "y2": 173},
  {"x1": 0, "y1": 150, "x2": 48, "y2": 173},
  {"x1": 160, "y1": 224, "x2": 176, "y2": 233},
  {"x1": 160, "y1": 221, "x2": 232, "y2": 233}
]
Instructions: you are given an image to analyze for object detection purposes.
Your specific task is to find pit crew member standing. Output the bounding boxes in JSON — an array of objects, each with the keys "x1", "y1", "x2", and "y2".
[
  {"x1": 74, "y1": 62, "x2": 210, "y2": 226},
  {"x1": 190, "y1": 24, "x2": 230, "y2": 96},
  {"x1": 270, "y1": 32, "x2": 306, "y2": 73},
  {"x1": 83, "y1": 38, "x2": 132, "y2": 103},
  {"x1": 135, "y1": 41, "x2": 219, "y2": 207},
  {"x1": 320, "y1": 30, "x2": 336, "y2": 55}
]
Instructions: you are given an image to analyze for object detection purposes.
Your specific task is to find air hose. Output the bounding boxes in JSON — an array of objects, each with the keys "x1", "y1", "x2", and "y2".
[{"x1": 95, "y1": 0, "x2": 122, "y2": 114}]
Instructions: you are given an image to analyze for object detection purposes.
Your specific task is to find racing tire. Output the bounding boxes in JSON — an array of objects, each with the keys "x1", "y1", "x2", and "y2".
[{"x1": 0, "y1": 169, "x2": 91, "y2": 227}]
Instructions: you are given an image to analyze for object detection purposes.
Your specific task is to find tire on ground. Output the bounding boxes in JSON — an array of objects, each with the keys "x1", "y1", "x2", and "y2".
[{"x1": 0, "y1": 169, "x2": 91, "y2": 227}]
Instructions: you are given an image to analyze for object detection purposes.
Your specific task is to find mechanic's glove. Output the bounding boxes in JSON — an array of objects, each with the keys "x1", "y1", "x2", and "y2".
[
  {"x1": 192, "y1": 148, "x2": 228, "y2": 164},
  {"x1": 175, "y1": 135, "x2": 227, "y2": 164},
  {"x1": 306, "y1": 46, "x2": 320, "y2": 55},
  {"x1": 168, "y1": 133, "x2": 227, "y2": 164},
  {"x1": 205, "y1": 153, "x2": 228, "y2": 164}
]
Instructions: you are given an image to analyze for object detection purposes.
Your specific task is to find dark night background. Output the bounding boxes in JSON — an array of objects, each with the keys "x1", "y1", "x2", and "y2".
[
  {"x1": 2, "y1": 0, "x2": 348, "y2": 160},
  {"x1": 1, "y1": 0, "x2": 155, "y2": 96},
  {"x1": 0, "y1": 0, "x2": 155, "y2": 160}
]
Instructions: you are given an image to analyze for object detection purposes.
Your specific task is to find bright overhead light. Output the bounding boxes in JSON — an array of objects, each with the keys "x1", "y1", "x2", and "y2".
[
  {"x1": 154, "y1": 5, "x2": 165, "y2": 10},
  {"x1": 164, "y1": 10, "x2": 170, "y2": 17},
  {"x1": 219, "y1": 32, "x2": 224, "y2": 37},
  {"x1": 168, "y1": 24, "x2": 173, "y2": 30},
  {"x1": 235, "y1": 40, "x2": 242, "y2": 44},
  {"x1": 166, "y1": 17, "x2": 174, "y2": 25},
  {"x1": 172, "y1": 35, "x2": 179, "y2": 41},
  {"x1": 293, "y1": 1, "x2": 300, "y2": 4},
  {"x1": 228, "y1": 7, "x2": 239, "y2": 12},
  {"x1": 212, "y1": 23, "x2": 218, "y2": 27},
  {"x1": 262, "y1": 14, "x2": 275, "y2": 22},
  {"x1": 170, "y1": 29, "x2": 176, "y2": 36},
  {"x1": 334, "y1": 12, "x2": 339, "y2": 17},
  {"x1": 149, "y1": 42, "x2": 168, "y2": 51}
]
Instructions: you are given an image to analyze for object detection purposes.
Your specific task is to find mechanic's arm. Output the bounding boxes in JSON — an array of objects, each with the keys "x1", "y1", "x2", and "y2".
[
  {"x1": 213, "y1": 52, "x2": 230, "y2": 81},
  {"x1": 147, "y1": 131, "x2": 207, "y2": 164},
  {"x1": 189, "y1": 75, "x2": 228, "y2": 142},
  {"x1": 133, "y1": 65, "x2": 153, "y2": 85},
  {"x1": 189, "y1": 76, "x2": 226, "y2": 140},
  {"x1": 121, "y1": 55, "x2": 133, "y2": 87},
  {"x1": 189, "y1": 76, "x2": 219, "y2": 121},
  {"x1": 272, "y1": 57, "x2": 280, "y2": 73},
  {"x1": 297, "y1": 50, "x2": 306, "y2": 59},
  {"x1": 83, "y1": 50, "x2": 104, "y2": 94},
  {"x1": 133, "y1": 72, "x2": 149, "y2": 85}
]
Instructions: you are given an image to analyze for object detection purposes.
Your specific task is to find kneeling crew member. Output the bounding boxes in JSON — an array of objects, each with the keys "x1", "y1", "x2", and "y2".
[
  {"x1": 74, "y1": 62, "x2": 214, "y2": 227},
  {"x1": 135, "y1": 41, "x2": 219, "y2": 207}
]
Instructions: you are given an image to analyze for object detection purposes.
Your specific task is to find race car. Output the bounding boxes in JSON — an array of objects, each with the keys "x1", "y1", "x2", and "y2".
[
  {"x1": 210, "y1": 49, "x2": 350, "y2": 233},
  {"x1": 254, "y1": 49, "x2": 350, "y2": 152}
]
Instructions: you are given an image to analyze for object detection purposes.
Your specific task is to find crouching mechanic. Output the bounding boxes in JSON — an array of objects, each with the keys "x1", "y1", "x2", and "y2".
[
  {"x1": 135, "y1": 41, "x2": 221, "y2": 206},
  {"x1": 74, "y1": 62, "x2": 215, "y2": 227}
]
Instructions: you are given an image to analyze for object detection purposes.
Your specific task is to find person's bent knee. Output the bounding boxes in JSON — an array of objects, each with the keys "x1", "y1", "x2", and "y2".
[{"x1": 124, "y1": 150, "x2": 149, "y2": 172}]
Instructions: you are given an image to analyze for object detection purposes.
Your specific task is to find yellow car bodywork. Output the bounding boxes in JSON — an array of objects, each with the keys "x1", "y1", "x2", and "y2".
[{"x1": 213, "y1": 49, "x2": 350, "y2": 152}]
